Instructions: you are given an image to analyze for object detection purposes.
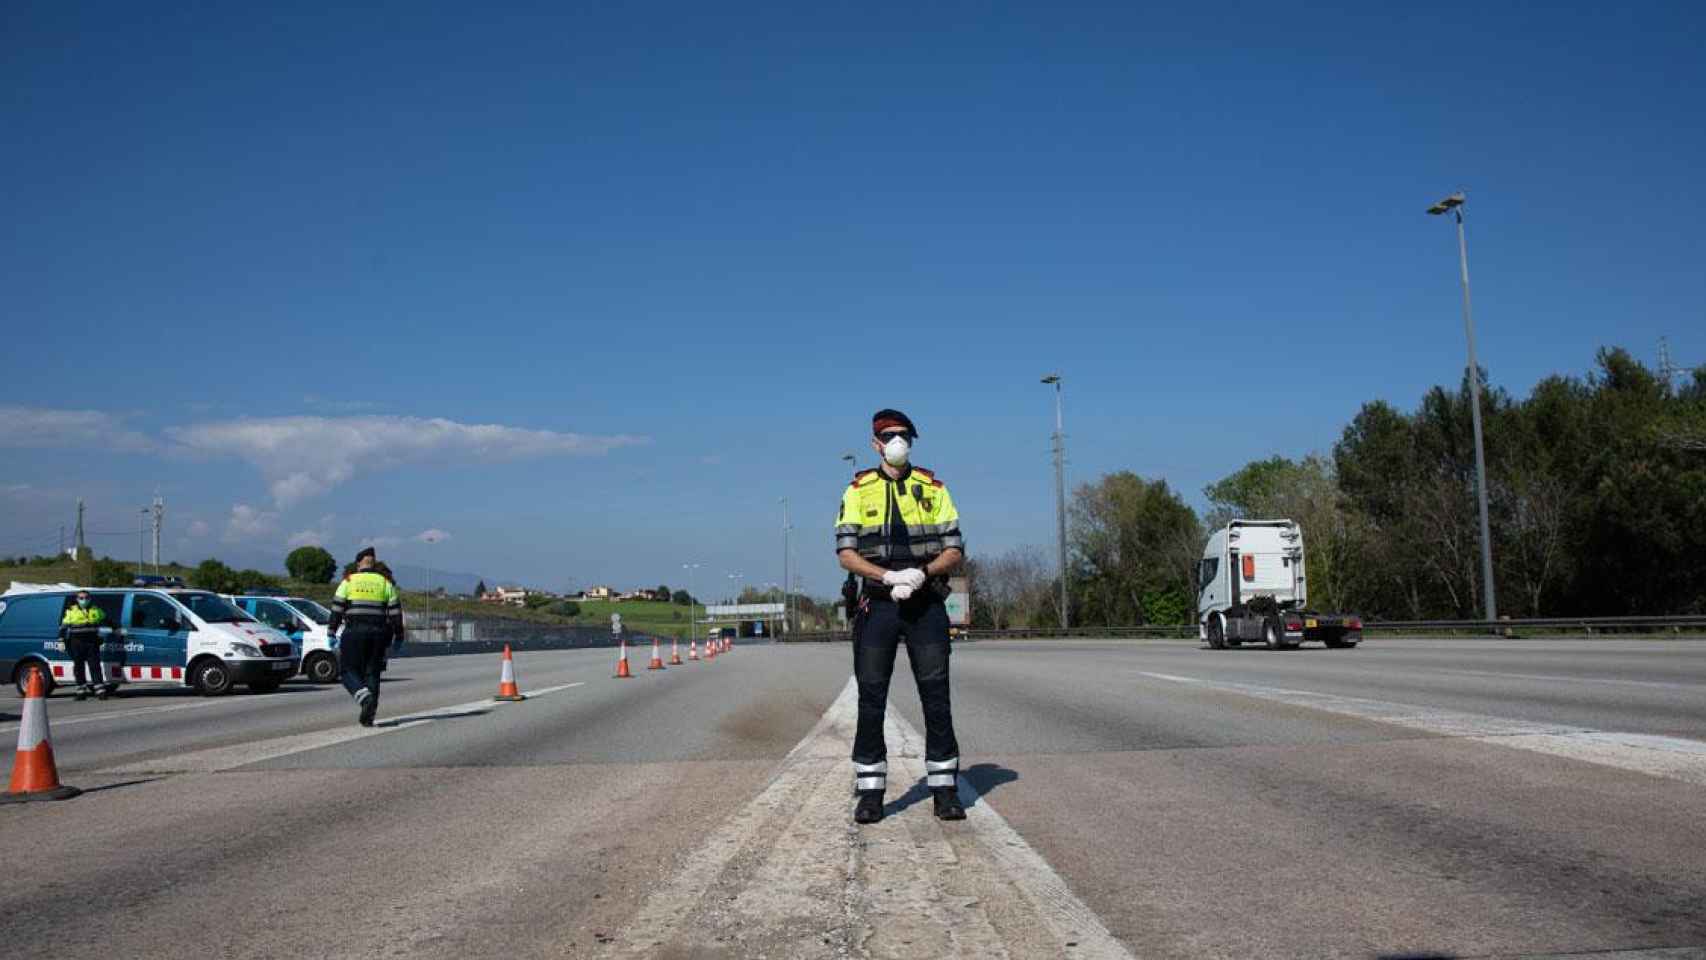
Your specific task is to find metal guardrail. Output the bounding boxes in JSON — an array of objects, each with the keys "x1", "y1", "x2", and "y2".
[{"x1": 782, "y1": 615, "x2": 1706, "y2": 643}]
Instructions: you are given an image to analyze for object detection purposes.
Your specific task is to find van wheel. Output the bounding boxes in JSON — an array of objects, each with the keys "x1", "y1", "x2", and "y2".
[
  {"x1": 192, "y1": 659, "x2": 234, "y2": 697},
  {"x1": 14, "y1": 661, "x2": 54, "y2": 697},
  {"x1": 305, "y1": 652, "x2": 339, "y2": 683},
  {"x1": 248, "y1": 678, "x2": 282, "y2": 694},
  {"x1": 1206, "y1": 618, "x2": 1225, "y2": 650}
]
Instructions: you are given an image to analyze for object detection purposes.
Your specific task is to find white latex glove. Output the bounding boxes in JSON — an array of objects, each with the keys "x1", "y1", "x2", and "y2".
[
  {"x1": 880, "y1": 570, "x2": 907, "y2": 587},
  {"x1": 896, "y1": 568, "x2": 928, "y2": 591},
  {"x1": 891, "y1": 584, "x2": 915, "y2": 601}
]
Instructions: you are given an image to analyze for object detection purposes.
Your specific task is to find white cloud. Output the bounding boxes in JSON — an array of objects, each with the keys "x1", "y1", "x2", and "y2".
[
  {"x1": 0, "y1": 406, "x2": 155, "y2": 453},
  {"x1": 414, "y1": 529, "x2": 451, "y2": 543},
  {"x1": 223, "y1": 504, "x2": 279, "y2": 542},
  {"x1": 287, "y1": 515, "x2": 336, "y2": 548},
  {"x1": 166, "y1": 415, "x2": 647, "y2": 507},
  {"x1": 186, "y1": 519, "x2": 211, "y2": 538}
]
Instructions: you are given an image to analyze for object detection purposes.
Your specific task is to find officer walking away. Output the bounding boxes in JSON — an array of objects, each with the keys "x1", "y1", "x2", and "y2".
[
  {"x1": 59, "y1": 590, "x2": 109, "y2": 700},
  {"x1": 835, "y1": 408, "x2": 967, "y2": 824},
  {"x1": 327, "y1": 547, "x2": 403, "y2": 726}
]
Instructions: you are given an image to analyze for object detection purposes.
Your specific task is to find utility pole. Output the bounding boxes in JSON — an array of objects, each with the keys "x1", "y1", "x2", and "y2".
[
  {"x1": 1040, "y1": 374, "x2": 1069, "y2": 629},
  {"x1": 1427, "y1": 192, "x2": 1498, "y2": 623},
  {"x1": 151, "y1": 494, "x2": 164, "y2": 573},
  {"x1": 74, "y1": 499, "x2": 86, "y2": 558},
  {"x1": 779, "y1": 497, "x2": 791, "y2": 635}
]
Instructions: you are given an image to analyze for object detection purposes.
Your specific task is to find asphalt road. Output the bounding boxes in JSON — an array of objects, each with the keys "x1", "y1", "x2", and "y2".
[{"x1": 3, "y1": 638, "x2": 1703, "y2": 959}]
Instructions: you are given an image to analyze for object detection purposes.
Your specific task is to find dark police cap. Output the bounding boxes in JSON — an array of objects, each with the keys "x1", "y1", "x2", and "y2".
[
  {"x1": 872, "y1": 409, "x2": 917, "y2": 438},
  {"x1": 354, "y1": 546, "x2": 377, "y2": 563}
]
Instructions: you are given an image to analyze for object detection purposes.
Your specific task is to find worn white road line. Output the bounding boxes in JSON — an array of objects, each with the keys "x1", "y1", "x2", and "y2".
[
  {"x1": 95, "y1": 681, "x2": 585, "y2": 774},
  {"x1": 0, "y1": 695, "x2": 251, "y2": 734},
  {"x1": 619, "y1": 678, "x2": 1135, "y2": 959},
  {"x1": 1139, "y1": 671, "x2": 1706, "y2": 786},
  {"x1": 1422, "y1": 667, "x2": 1705, "y2": 691}
]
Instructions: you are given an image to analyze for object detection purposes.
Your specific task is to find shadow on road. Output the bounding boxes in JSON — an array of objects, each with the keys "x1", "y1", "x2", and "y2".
[
  {"x1": 76, "y1": 777, "x2": 165, "y2": 796},
  {"x1": 884, "y1": 762, "x2": 1019, "y2": 816},
  {"x1": 1377, "y1": 954, "x2": 1457, "y2": 959},
  {"x1": 961, "y1": 762, "x2": 1018, "y2": 808},
  {"x1": 377, "y1": 708, "x2": 489, "y2": 728}
]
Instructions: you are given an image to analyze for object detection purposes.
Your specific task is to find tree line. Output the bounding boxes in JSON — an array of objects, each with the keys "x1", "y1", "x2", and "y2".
[{"x1": 968, "y1": 347, "x2": 1706, "y2": 627}]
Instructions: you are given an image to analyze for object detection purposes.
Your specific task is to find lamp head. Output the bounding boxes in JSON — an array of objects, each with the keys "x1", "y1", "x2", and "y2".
[{"x1": 1427, "y1": 192, "x2": 1466, "y2": 216}]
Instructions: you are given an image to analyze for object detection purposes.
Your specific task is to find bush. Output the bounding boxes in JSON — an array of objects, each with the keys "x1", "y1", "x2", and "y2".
[
  {"x1": 193, "y1": 559, "x2": 239, "y2": 594},
  {"x1": 88, "y1": 557, "x2": 132, "y2": 587},
  {"x1": 285, "y1": 546, "x2": 337, "y2": 584}
]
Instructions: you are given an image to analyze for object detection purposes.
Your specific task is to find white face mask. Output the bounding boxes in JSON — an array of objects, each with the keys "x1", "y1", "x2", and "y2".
[{"x1": 882, "y1": 435, "x2": 911, "y2": 467}]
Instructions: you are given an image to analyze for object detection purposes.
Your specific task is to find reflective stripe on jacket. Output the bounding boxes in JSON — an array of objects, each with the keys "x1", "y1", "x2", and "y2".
[
  {"x1": 330, "y1": 571, "x2": 402, "y2": 635},
  {"x1": 62, "y1": 604, "x2": 107, "y2": 638},
  {"x1": 833, "y1": 465, "x2": 963, "y2": 566}
]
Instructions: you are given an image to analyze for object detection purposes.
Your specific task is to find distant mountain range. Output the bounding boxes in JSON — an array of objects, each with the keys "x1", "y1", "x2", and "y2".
[{"x1": 385, "y1": 564, "x2": 485, "y2": 596}]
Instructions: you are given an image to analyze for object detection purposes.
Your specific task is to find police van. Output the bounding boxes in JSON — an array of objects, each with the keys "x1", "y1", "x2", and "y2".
[
  {"x1": 229, "y1": 594, "x2": 339, "y2": 683},
  {"x1": 0, "y1": 587, "x2": 299, "y2": 696}
]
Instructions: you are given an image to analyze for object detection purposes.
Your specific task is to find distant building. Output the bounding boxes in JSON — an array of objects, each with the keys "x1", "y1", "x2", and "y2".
[
  {"x1": 482, "y1": 585, "x2": 529, "y2": 606},
  {"x1": 580, "y1": 585, "x2": 614, "y2": 601}
]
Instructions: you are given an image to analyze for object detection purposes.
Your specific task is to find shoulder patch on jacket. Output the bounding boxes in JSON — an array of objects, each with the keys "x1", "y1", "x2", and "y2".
[
  {"x1": 850, "y1": 468, "x2": 879, "y2": 487},
  {"x1": 911, "y1": 465, "x2": 945, "y2": 487}
]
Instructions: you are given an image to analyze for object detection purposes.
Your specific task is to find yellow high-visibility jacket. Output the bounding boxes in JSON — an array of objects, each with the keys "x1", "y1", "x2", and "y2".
[{"x1": 835, "y1": 465, "x2": 964, "y2": 569}]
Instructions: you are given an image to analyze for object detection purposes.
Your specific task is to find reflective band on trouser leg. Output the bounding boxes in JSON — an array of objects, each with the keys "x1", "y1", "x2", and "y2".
[
  {"x1": 926, "y1": 756, "x2": 959, "y2": 789},
  {"x1": 853, "y1": 761, "x2": 887, "y2": 793}
]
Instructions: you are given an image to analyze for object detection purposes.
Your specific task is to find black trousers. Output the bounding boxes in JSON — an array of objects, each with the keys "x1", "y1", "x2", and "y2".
[
  {"x1": 66, "y1": 633, "x2": 105, "y2": 689},
  {"x1": 851, "y1": 595, "x2": 960, "y2": 795},
  {"x1": 338, "y1": 628, "x2": 389, "y2": 702}
]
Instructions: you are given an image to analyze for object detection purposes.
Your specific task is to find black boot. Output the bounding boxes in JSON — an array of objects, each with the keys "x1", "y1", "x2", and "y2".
[
  {"x1": 853, "y1": 791, "x2": 884, "y2": 825},
  {"x1": 932, "y1": 788, "x2": 965, "y2": 821}
]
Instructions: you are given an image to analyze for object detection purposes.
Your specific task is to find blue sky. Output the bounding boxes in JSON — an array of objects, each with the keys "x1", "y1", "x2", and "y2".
[{"x1": 3, "y1": 1, "x2": 1703, "y2": 596}]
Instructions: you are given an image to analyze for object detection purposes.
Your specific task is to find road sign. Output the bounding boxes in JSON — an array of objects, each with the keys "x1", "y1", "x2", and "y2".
[{"x1": 611, "y1": 613, "x2": 622, "y2": 635}]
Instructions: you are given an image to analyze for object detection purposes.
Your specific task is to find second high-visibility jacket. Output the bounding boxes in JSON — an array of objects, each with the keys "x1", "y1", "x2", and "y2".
[
  {"x1": 834, "y1": 465, "x2": 964, "y2": 569},
  {"x1": 61, "y1": 604, "x2": 107, "y2": 639},
  {"x1": 329, "y1": 570, "x2": 403, "y2": 641}
]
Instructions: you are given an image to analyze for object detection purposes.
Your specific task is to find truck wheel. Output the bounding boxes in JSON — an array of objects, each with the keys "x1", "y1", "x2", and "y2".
[
  {"x1": 305, "y1": 652, "x2": 339, "y2": 683},
  {"x1": 1263, "y1": 619, "x2": 1284, "y2": 651},
  {"x1": 14, "y1": 660, "x2": 54, "y2": 697},
  {"x1": 191, "y1": 659, "x2": 235, "y2": 697},
  {"x1": 1206, "y1": 618, "x2": 1225, "y2": 650}
]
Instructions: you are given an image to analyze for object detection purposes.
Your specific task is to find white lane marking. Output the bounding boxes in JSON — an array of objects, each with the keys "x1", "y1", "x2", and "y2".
[
  {"x1": 620, "y1": 678, "x2": 1136, "y2": 958},
  {"x1": 95, "y1": 682, "x2": 585, "y2": 774},
  {"x1": 0, "y1": 696, "x2": 243, "y2": 734},
  {"x1": 1422, "y1": 667, "x2": 1705, "y2": 691},
  {"x1": 1138, "y1": 672, "x2": 1706, "y2": 786}
]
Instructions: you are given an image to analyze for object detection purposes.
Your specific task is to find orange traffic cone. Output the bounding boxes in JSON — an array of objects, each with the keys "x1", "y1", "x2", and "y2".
[
  {"x1": 669, "y1": 636, "x2": 683, "y2": 666},
  {"x1": 688, "y1": 639, "x2": 699, "y2": 662},
  {"x1": 615, "y1": 637, "x2": 633, "y2": 678},
  {"x1": 2, "y1": 670, "x2": 80, "y2": 804},
  {"x1": 705, "y1": 637, "x2": 717, "y2": 661},
  {"x1": 495, "y1": 645, "x2": 527, "y2": 701},
  {"x1": 647, "y1": 636, "x2": 666, "y2": 670}
]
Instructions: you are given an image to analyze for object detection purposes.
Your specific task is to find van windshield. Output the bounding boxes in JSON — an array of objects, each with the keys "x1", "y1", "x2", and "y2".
[
  {"x1": 285, "y1": 598, "x2": 331, "y2": 624},
  {"x1": 175, "y1": 591, "x2": 251, "y2": 624}
]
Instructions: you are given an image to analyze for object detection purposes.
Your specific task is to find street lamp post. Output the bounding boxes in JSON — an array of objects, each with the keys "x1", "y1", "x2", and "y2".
[
  {"x1": 1040, "y1": 374, "x2": 1069, "y2": 629},
  {"x1": 138, "y1": 508, "x2": 149, "y2": 579},
  {"x1": 681, "y1": 562, "x2": 701, "y2": 642},
  {"x1": 1427, "y1": 191, "x2": 1498, "y2": 623},
  {"x1": 779, "y1": 497, "x2": 790, "y2": 636}
]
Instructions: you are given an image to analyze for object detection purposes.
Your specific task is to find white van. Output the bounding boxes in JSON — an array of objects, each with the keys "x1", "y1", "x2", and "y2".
[
  {"x1": 1, "y1": 588, "x2": 300, "y2": 696},
  {"x1": 230, "y1": 594, "x2": 338, "y2": 683}
]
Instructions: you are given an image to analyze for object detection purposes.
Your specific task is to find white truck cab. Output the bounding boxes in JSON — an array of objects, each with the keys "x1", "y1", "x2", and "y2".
[{"x1": 1197, "y1": 519, "x2": 1361, "y2": 650}]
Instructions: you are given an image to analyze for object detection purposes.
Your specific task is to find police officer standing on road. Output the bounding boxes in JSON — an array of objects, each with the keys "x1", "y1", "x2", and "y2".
[
  {"x1": 327, "y1": 547, "x2": 404, "y2": 727},
  {"x1": 59, "y1": 590, "x2": 110, "y2": 701},
  {"x1": 835, "y1": 409, "x2": 967, "y2": 824}
]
